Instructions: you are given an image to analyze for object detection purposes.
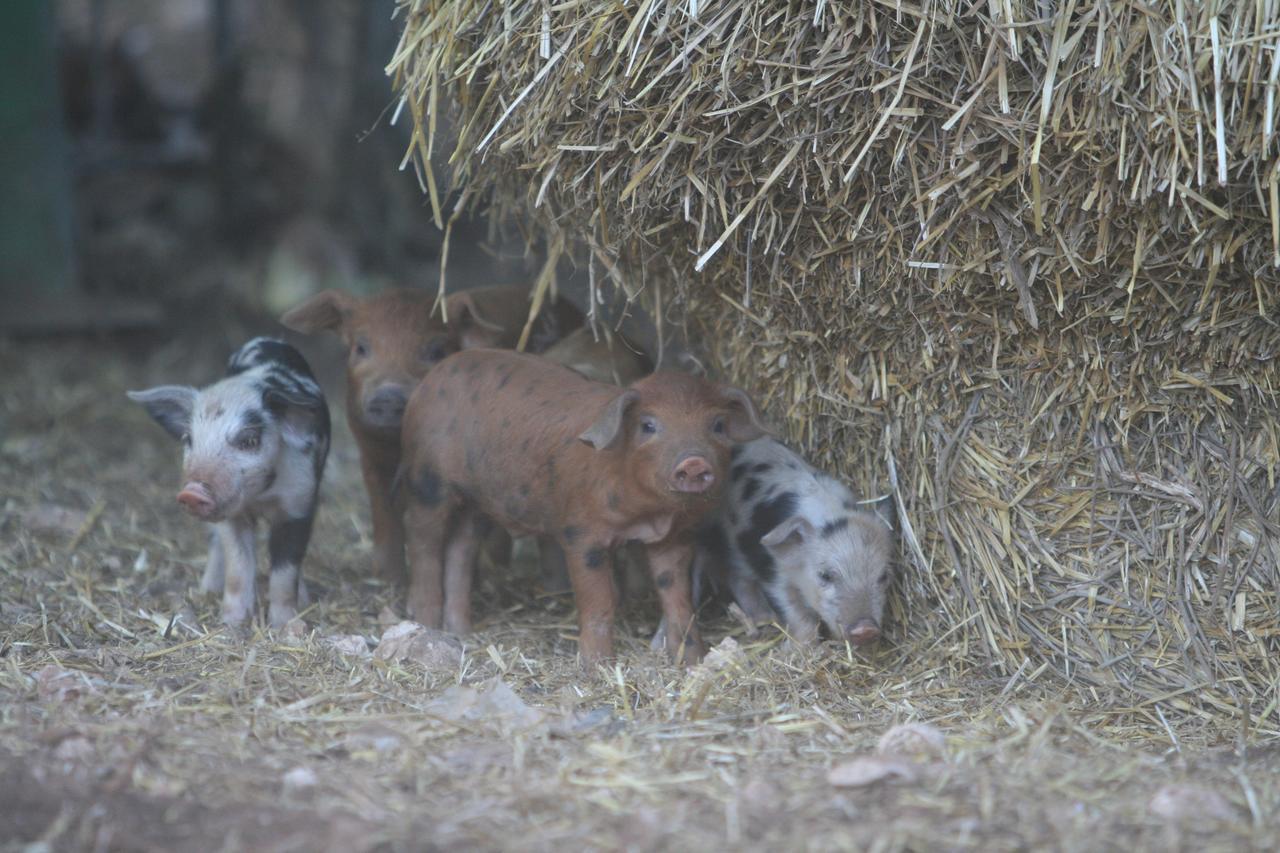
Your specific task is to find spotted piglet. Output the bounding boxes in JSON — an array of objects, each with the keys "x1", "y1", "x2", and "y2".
[
  {"x1": 697, "y1": 438, "x2": 894, "y2": 647},
  {"x1": 128, "y1": 338, "x2": 330, "y2": 628}
]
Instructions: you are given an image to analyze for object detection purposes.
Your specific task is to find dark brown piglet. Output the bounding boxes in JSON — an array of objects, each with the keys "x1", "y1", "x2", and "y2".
[
  {"x1": 280, "y1": 285, "x2": 582, "y2": 584},
  {"x1": 399, "y1": 349, "x2": 769, "y2": 664}
]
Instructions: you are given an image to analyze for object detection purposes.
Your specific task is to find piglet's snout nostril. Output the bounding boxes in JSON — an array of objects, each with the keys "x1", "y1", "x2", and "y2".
[
  {"x1": 846, "y1": 620, "x2": 881, "y2": 647},
  {"x1": 671, "y1": 457, "x2": 715, "y2": 493},
  {"x1": 176, "y1": 482, "x2": 216, "y2": 517},
  {"x1": 365, "y1": 387, "x2": 408, "y2": 423}
]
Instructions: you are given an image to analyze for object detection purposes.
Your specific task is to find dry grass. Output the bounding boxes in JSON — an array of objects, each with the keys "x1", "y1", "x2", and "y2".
[
  {"x1": 2, "y1": 331, "x2": 1280, "y2": 850},
  {"x1": 389, "y1": 0, "x2": 1280, "y2": 731}
]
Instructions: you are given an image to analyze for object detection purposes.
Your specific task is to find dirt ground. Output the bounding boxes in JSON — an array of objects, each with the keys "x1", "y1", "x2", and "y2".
[{"x1": 2, "y1": 332, "x2": 1278, "y2": 853}]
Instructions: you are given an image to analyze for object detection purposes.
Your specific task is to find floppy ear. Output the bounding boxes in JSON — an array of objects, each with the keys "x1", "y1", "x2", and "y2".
[
  {"x1": 279, "y1": 290, "x2": 354, "y2": 336},
  {"x1": 578, "y1": 389, "x2": 640, "y2": 450},
  {"x1": 127, "y1": 386, "x2": 197, "y2": 441},
  {"x1": 761, "y1": 516, "x2": 814, "y2": 555},
  {"x1": 721, "y1": 386, "x2": 771, "y2": 442},
  {"x1": 445, "y1": 286, "x2": 504, "y2": 338},
  {"x1": 263, "y1": 386, "x2": 328, "y2": 452}
]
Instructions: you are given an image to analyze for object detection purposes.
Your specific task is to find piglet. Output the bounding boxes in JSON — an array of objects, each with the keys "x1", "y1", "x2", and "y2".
[
  {"x1": 541, "y1": 326, "x2": 651, "y2": 386},
  {"x1": 696, "y1": 438, "x2": 894, "y2": 647},
  {"x1": 399, "y1": 350, "x2": 769, "y2": 664},
  {"x1": 128, "y1": 338, "x2": 330, "y2": 628},
  {"x1": 539, "y1": 326, "x2": 653, "y2": 596},
  {"x1": 280, "y1": 285, "x2": 582, "y2": 584}
]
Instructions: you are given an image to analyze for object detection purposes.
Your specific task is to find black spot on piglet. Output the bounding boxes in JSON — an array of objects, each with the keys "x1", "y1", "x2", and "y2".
[
  {"x1": 820, "y1": 517, "x2": 849, "y2": 537},
  {"x1": 412, "y1": 469, "x2": 443, "y2": 507}
]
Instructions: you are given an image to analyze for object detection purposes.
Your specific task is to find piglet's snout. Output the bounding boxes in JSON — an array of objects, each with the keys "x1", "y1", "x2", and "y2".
[
  {"x1": 176, "y1": 481, "x2": 217, "y2": 519},
  {"x1": 671, "y1": 455, "x2": 715, "y2": 493},
  {"x1": 846, "y1": 620, "x2": 881, "y2": 647},
  {"x1": 364, "y1": 385, "x2": 409, "y2": 428}
]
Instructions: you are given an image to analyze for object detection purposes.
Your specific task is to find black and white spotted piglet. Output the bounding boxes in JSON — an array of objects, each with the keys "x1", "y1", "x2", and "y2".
[
  {"x1": 696, "y1": 438, "x2": 894, "y2": 646},
  {"x1": 128, "y1": 338, "x2": 330, "y2": 628}
]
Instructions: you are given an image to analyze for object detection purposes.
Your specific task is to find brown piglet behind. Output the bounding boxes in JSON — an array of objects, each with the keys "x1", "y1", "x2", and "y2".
[
  {"x1": 399, "y1": 349, "x2": 769, "y2": 664},
  {"x1": 280, "y1": 286, "x2": 583, "y2": 584}
]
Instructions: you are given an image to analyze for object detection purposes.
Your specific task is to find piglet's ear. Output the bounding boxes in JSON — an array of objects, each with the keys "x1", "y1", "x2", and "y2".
[
  {"x1": 127, "y1": 386, "x2": 197, "y2": 441},
  {"x1": 579, "y1": 389, "x2": 640, "y2": 450},
  {"x1": 447, "y1": 291, "x2": 506, "y2": 336},
  {"x1": 446, "y1": 290, "x2": 510, "y2": 350},
  {"x1": 721, "y1": 386, "x2": 771, "y2": 442},
  {"x1": 760, "y1": 516, "x2": 814, "y2": 554},
  {"x1": 279, "y1": 290, "x2": 353, "y2": 336},
  {"x1": 264, "y1": 387, "x2": 328, "y2": 452}
]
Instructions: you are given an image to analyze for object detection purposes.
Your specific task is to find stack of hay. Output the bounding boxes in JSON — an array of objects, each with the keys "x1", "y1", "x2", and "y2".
[{"x1": 390, "y1": 0, "x2": 1280, "y2": 728}]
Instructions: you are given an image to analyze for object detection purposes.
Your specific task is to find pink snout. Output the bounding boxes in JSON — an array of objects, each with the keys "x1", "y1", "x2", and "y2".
[
  {"x1": 671, "y1": 456, "x2": 715, "y2": 493},
  {"x1": 846, "y1": 620, "x2": 881, "y2": 646},
  {"x1": 176, "y1": 482, "x2": 217, "y2": 519},
  {"x1": 363, "y1": 384, "x2": 409, "y2": 429}
]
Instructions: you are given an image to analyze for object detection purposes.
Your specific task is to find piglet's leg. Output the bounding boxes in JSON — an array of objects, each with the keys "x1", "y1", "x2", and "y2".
[
  {"x1": 362, "y1": 452, "x2": 406, "y2": 585},
  {"x1": 201, "y1": 526, "x2": 225, "y2": 594},
  {"x1": 442, "y1": 511, "x2": 479, "y2": 635},
  {"x1": 404, "y1": 476, "x2": 450, "y2": 629},
  {"x1": 216, "y1": 517, "x2": 257, "y2": 627},
  {"x1": 538, "y1": 535, "x2": 571, "y2": 594},
  {"x1": 268, "y1": 513, "x2": 314, "y2": 628},
  {"x1": 727, "y1": 568, "x2": 776, "y2": 631},
  {"x1": 646, "y1": 539, "x2": 708, "y2": 665},
  {"x1": 780, "y1": 585, "x2": 821, "y2": 646},
  {"x1": 566, "y1": 542, "x2": 618, "y2": 665}
]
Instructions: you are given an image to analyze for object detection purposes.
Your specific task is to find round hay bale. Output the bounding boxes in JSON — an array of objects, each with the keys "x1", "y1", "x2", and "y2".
[{"x1": 390, "y1": 0, "x2": 1280, "y2": 726}]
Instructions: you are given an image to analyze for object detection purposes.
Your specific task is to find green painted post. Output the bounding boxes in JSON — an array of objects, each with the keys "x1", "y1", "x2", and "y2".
[{"x1": 0, "y1": 0, "x2": 78, "y2": 298}]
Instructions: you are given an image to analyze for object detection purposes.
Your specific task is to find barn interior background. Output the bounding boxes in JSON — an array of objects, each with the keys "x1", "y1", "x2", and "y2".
[{"x1": 2, "y1": 0, "x2": 1279, "y2": 847}]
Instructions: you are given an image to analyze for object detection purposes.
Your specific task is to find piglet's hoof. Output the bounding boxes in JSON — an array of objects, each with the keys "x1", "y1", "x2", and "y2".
[
  {"x1": 278, "y1": 618, "x2": 308, "y2": 640},
  {"x1": 220, "y1": 619, "x2": 254, "y2": 642}
]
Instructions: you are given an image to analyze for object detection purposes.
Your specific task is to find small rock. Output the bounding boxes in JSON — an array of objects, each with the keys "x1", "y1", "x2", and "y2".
[
  {"x1": 426, "y1": 679, "x2": 547, "y2": 731},
  {"x1": 325, "y1": 634, "x2": 371, "y2": 657},
  {"x1": 374, "y1": 621, "x2": 463, "y2": 671},
  {"x1": 701, "y1": 636, "x2": 745, "y2": 671},
  {"x1": 35, "y1": 665, "x2": 92, "y2": 702},
  {"x1": 52, "y1": 736, "x2": 95, "y2": 763},
  {"x1": 22, "y1": 503, "x2": 86, "y2": 536},
  {"x1": 683, "y1": 636, "x2": 746, "y2": 684},
  {"x1": 828, "y1": 756, "x2": 918, "y2": 788},
  {"x1": 282, "y1": 766, "x2": 319, "y2": 796},
  {"x1": 549, "y1": 707, "x2": 623, "y2": 738},
  {"x1": 1148, "y1": 784, "x2": 1236, "y2": 823},
  {"x1": 281, "y1": 618, "x2": 308, "y2": 640},
  {"x1": 877, "y1": 723, "x2": 946, "y2": 760}
]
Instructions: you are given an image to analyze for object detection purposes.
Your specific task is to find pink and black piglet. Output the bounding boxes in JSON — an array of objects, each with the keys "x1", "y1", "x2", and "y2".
[{"x1": 128, "y1": 338, "x2": 330, "y2": 628}]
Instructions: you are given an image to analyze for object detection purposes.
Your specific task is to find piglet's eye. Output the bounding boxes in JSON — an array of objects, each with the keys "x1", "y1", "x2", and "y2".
[
  {"x1": 878, "y1": 571, "x2": 890, "y2": 585},
  {"x1": 711, "y1": 416, "x2": 726, "y2": 435},
  {"x1": 233, "y1": 430, "x2": 262, "y2": 452},
  {"x1": 353, "y1": 340, "x2": 370, "y2": 359},
  {"x1": 640, "y1": 418, "x2": 658, "y2": 434},
  {"x1": 181, "y1": 432, "x2": 192, "y2": 448},
  {"x1": 818, "y1": 570, "x2": 835, "y2": 585}
]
